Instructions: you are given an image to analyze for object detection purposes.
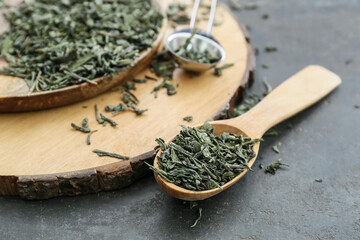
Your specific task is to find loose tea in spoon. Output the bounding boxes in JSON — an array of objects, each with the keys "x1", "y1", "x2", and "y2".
[
  {"x1": 174, "y1": 29, "x2": 221, "y2": 64},
  {"x1": 147, "y1": 122, "x2": 262, "y2": 191}
]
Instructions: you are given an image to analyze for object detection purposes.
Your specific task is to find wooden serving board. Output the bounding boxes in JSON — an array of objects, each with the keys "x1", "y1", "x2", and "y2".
[
  {"x1": 0, "y1": 1, "x2": 255, "y2": 200},
  {"x1": 0, "y1": 0, "x2": 166, "y2": 112}
]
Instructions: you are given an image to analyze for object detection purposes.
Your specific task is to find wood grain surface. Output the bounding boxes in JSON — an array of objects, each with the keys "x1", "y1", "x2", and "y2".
[{"x1": 0, "y1": 1, "x2": 255, "y2": 199}]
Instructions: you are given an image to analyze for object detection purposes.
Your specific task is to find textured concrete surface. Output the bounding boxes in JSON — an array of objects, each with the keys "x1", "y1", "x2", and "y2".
[{"x1": 1, "y1": 0, "x2": 360, "y2": 239}]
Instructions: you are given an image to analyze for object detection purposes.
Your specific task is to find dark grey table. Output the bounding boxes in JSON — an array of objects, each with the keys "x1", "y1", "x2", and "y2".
[{"x1": 1, "y1": 0, "x2": 359, "y2": 239}]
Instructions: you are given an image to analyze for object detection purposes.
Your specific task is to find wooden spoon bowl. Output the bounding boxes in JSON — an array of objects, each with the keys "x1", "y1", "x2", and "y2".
[
  {"x1": 153, "y1": 65, "x2": 342, "y2": 201},
  {"x1": 154, "y1": 124, "x2": 260, "y2": 201}
]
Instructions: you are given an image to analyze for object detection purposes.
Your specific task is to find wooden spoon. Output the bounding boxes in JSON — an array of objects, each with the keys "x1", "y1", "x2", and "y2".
[{"x1": 153, "y1": 65, "x2": 341, "y2": 201}]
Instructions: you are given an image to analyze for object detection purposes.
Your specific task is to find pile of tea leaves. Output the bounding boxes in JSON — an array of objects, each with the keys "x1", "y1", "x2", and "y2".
[
  {"x1": 0, "y1": 0, "x2": 163, "y2": 92},
  {"x1": 148, "y1": 122, "x2": 262, "y2": 191}
]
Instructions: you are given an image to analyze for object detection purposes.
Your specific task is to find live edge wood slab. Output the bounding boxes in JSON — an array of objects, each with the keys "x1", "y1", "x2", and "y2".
[{"x1": 0, "y1": 1, "x2": 255, "y2": 200}]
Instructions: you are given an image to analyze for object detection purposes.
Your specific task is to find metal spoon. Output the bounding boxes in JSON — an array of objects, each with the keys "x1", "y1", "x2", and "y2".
[
  {"x1": 165, "y1": 0, "x2": 226, "y2": 72},
  {"x1": 153, "y1": 65, "x2": 341, "y2": 201}
]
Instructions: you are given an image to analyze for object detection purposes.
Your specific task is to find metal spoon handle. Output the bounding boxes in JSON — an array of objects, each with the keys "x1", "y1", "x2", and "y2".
[
  {"x1": 189, "y1": 0, "x2": 201, "y2": 29},
  {"x1": 206, "y1": 0, "x2": 218, "y2": 34}
]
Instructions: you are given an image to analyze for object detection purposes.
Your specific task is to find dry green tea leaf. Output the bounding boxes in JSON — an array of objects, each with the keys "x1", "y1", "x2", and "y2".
[
  {"x1": 265, "y1": 159, "x2": 288, "y2": 175},
  {"x1": 183, "y1": 116, "x2": 193, "y2": 122},
  {"x1": 93, "y1": 149, "x2": 129, "y2": 160},
  {"x1": 87, "y1": 130, "x2": 98, "y2": 145},
  {"x1": 272, "y1": 145, "x2": 280, "y2": 153},
  {"x1": 265, "y1": 46, "x2": 278, "y2": 52},
  {"x1": 71, "y1": 118, "x2": 91, "y2": 133},
  {"x1": 105, "y1": 104, "x2": 127, "y2": 115},
  {"x1": 191, "y1": 208, "x2": 202, "y2": 228},
  {"x1": 214, "y1": 63, "x2": 234, "y2": 76},
  {"x1": 100, "y1": 114, "x2": 118, "y2": 127}
]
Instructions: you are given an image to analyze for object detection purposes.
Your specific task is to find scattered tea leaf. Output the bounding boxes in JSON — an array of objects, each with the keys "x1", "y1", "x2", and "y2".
[
  {"x1": 145, "y1": 75, "x2": 158, "y2": 81},
  {"x1": 94, "y1": 104, "x2": 105, "y2": 125},
  {"x1": 122, "y1": 90, "x2": 139, "y2": 105},
  {"x1": 71, "y1": 118, "x2": 91, "y2": 133},
  {"x1": 315, "y1": 178, "x2": 323, "y2": 183},
  {"x1": 183, "y1": 116, "x2": 193, "y2": 122},
  {"x1": 191, "y1": 208, "x2": 202, "y2": 228},
  {"x1": 190, "y1": 201, "x2": 198, "y2": 209},
  {"x1": 272, "y1": 145, "x2": 280, "y2": 153},
  {"x1": 152, "y1": 80, "x2": 177, "y2": 96},
  {"x1": 265, "y1": 159, "x2": 288, "y2": 175},
  {"x1": 261, "y1": 64, "x2": 269, "y2": 69},
  {"x1": 262, "y1": 13, "x2": 269, "y2": 19},
  {"x1": 354, "y1": 105, "x2": 360, "y2": 109},
  {"x1": 123, "y1": 82, "x2": 136, "y2": 91},
  {"x1": 87, "y1": 130, "x2": 98, "y2": 145},
  {"x1": 100, "y1": 113, "x2": 118, "y2": 127},
  {"x1": 259, "y1": 164, "x2": 264, "y2": 169},
  {"x1": 265, "y1": 46, "x2": 278, "y2": 52},
  {"x1": 82, "y1": 117, "x2": 89, "y2": 128},
  {"x1": 263, "y1": 78, "x2": 272, "y2": 96},
  {"x1": 345, "y1": 59, "x2": 353, "y2": 65},
  {"x1": 93, "y1": 149, "x2": 130, "y2": 160},
  {"x1": 105, "y1": 104, "x2": 127, "y2": 115},
  {"x1": 132, "y1": 78, "x2": 147, "y2": 83},
  {"x1": 214, "y1": 63, "x2": 234, "y2": 76},
  {"x1": 127, "y1": 103, "x2": 148, "y2": 115},
  {"x1": 264, "y1": 130, "x2": 278, "y2": 137}
]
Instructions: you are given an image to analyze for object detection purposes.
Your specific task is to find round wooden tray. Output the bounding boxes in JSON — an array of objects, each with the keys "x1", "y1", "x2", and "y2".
[
  {"x1": 0, "y1": 2, "x2": 255, "y2": 200},
  {"x1": 0, "y1": 0, "x2": 167, "y2": 112}
]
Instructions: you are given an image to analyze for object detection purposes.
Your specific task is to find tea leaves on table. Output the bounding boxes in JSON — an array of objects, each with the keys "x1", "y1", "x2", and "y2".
[
  {"x1": 265, "y1": 159, "x2": 288, "y2": 175},
  {"x1": 183, "y1": 116, "x2": 193, "y2": 122},
  {"x1": 93, "y1": 149, "x2": 129, "y2": 160}
]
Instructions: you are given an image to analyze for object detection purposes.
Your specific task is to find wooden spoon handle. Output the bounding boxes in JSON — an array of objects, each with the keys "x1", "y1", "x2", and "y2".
[{"x1": 225, "y1": 65, "x2": 341, "y2": 138}]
